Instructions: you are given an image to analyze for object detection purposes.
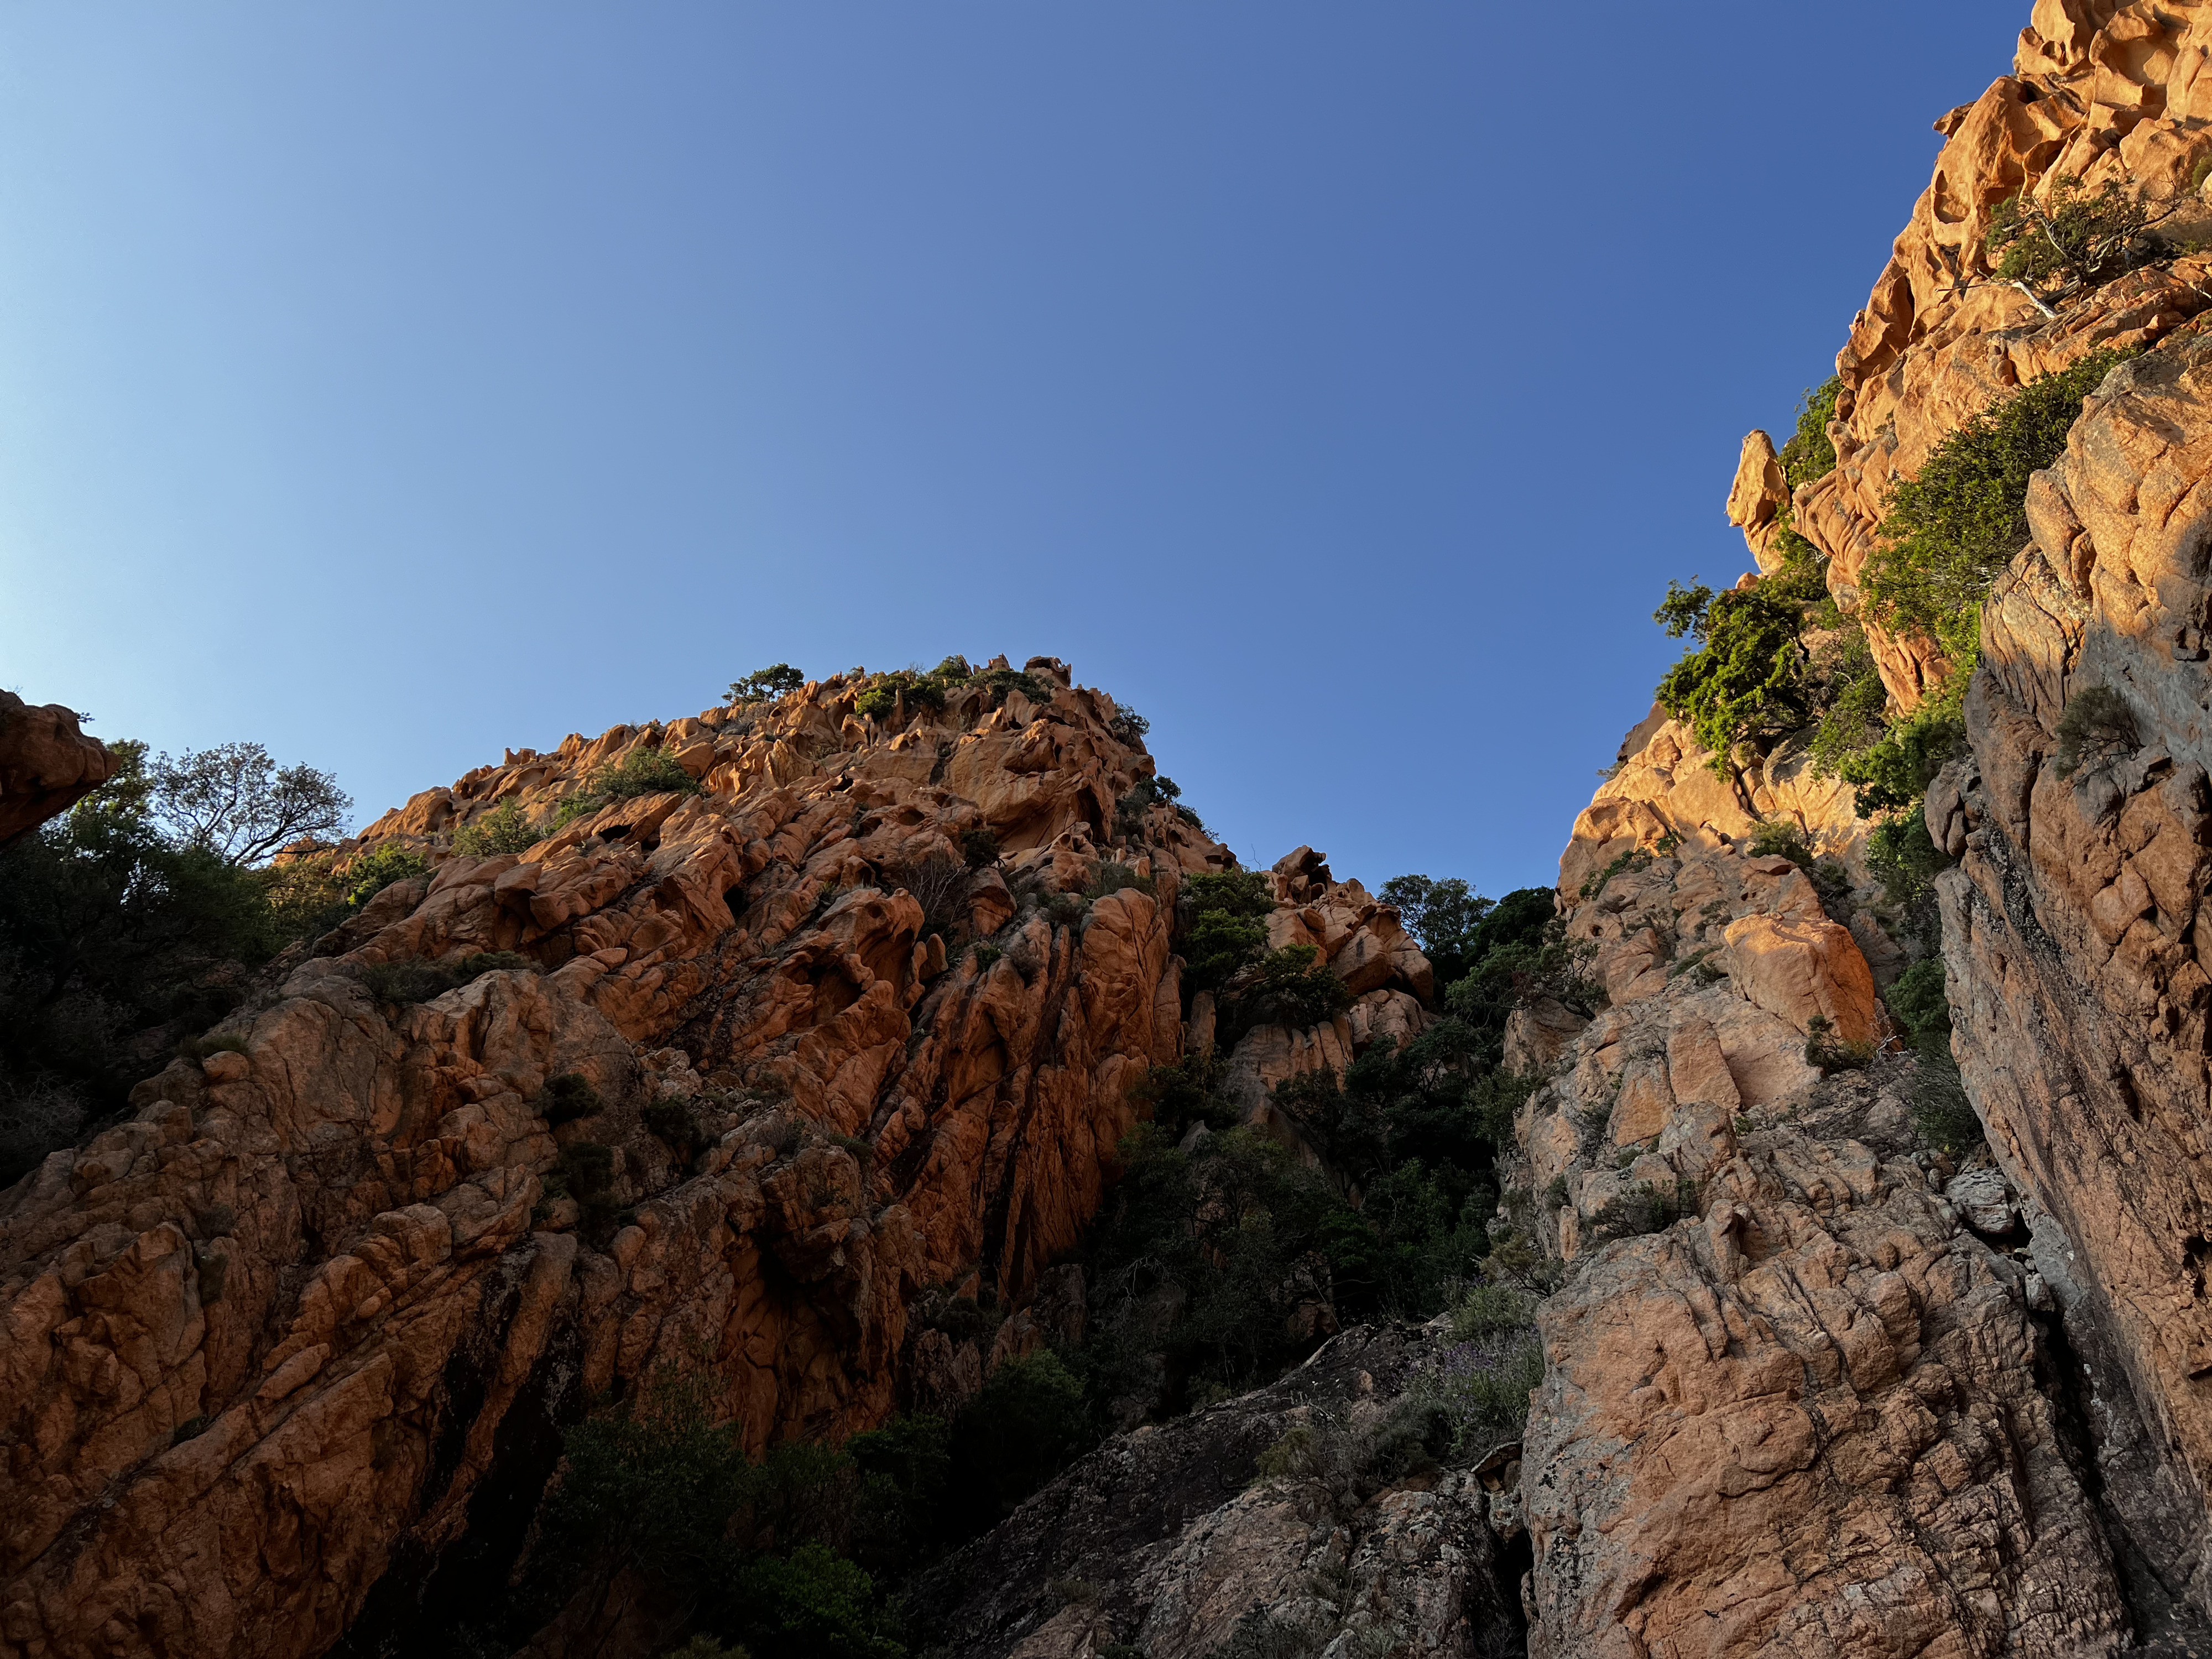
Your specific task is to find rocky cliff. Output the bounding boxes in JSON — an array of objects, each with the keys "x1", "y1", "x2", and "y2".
[
  {"x1": 0, "y1": 657, "x2": 1432, "y2": 1658},
  {"x1": 1514, "y1": 2, "x2": 2212, "y2": 1652},
  {"x1": 29, "y1": 4, "x2": 2212, "y2": 1656}
]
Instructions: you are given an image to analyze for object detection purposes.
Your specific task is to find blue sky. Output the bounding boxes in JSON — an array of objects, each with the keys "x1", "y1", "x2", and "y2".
[{"x1": 0, "y1": 3, "x2": 2023, "y2": 898}]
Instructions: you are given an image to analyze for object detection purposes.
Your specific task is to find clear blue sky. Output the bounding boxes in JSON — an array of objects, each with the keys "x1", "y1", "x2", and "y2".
[{"x1": 0, "y1": 3, "x2": 2023, "y2": 898}]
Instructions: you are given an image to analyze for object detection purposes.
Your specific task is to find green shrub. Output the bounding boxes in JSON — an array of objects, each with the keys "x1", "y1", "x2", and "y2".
[
  {"x1": 1131, "y1": 1053, "x2": 1237, "y2": 1141},
  {"x1": 453, "y1": 797, "x2": 542, "y2": 857},
  {"x1": 1913, "y1": 1046, "x2": 1983, "y2": 1154},
  {"x1": 1041, "y1": 891, "x2": 1089, "y2": 929},
  {"x1": 560, "y1": 1140, "x2": 615, "y2": 1199},
  {"x1": 644, "y1": 1098, "x2": 701, "y2": 1157},
  {"x1": 1585, "y1": 1177, "x2": 1698, "y2": 1243},
  {"x1": 855, "y1": 669, "x2": 951, "y2": 723},
  {"x1": 1805, "y1": 619, "x2": 1891, "y2": 779},
  {"x1": 970, "y1": 942, "x2": 1002, "y2": 970},
  {"x1": 542, "y1": 1072, "x2": 604, "y2": 1125},
  {"x1": 1115, "y1": 773, "x2": 1183, "y2": 838},
  {"x1": 1268, "y1": 1067, "x2": 1387, "y2": 1173},
  {"x1": 844, "y1": 1414, "x2": 950, "y2": 1542},
  {"x1": 729, "y1": 664, "x2": 807, "y2": 704},
  {"x1": 1234, "y1": 944, "x2": 1352, "y2": 1030},
  {"x1": 601, "y1": 744, "x2": 701, "y2": 801},
  {"x1": 1411, "y1": 1332, "x2": 1546, "y2": 1452},
  {"x1": 1865, "y1": 351, "x2": 2129, "y2": 659},
  {"x1": 977, "y1": 667, "x2": 1052, "y2": 707},
  {"x1": 0, "y1": 740, "x2": 364, "y2": 1179},
  {"x1": 1888, "y1": 956, "x2": 1953, "y2": 1049},
  {"x1": 1749, "y1": 821, "x2": 1813, "y2": 867},
  {"x1": 1867, "y1": 811, "x2": 1953, "y2": 915},
  {"x1": 1778, "y1": 377, "x2": 1841, "y2": 493},
  {"x1": 2053, "y1": 684, "x2": 2138, "y2": 778},
  {"x1": 358, "y1": 960, "x2": 456, "y2": 1004},
  {"x1": 1107, "y1": 706, "x2": 1150, "y2": 744},
  {"x1": 1833, "y1": 675, "x2": 1969, "y2": 816},
  {"x1": 1803, "y1": 1014, "x2": 1874, "y2": 1074},
  {"x1": 663, "y1": 1639, "x2": 752, "y2": 1659},
  {"x1": 732, "y1": 1544, "x2": 902, "y2": 1659},
  {"x1": 1987, "y1": 176, "x2": 2153, "y2": 298},
  {"x1": 342, "y1": 843, "x2": 430, "y2": 908},
  {"x1": 1444, "y1": 914, "x2": 1602, "y2": 1036},
  {"x1": 946, "y1": 1350, "x2": 1094, "y2": 1532},
  {"x1": 1447, "y1": 1281, "x2": 1535, "y2": 1342},
  {"x1": 525, "y1": 1366, "x2": 909, "y2": 1658},
  {"x1": 1181, "y1": 870, "x2": 1276, "y2": 992},
  {"x1": 553, "y1": 743, "x2": 703, "y2": 828},
  {"x1": 959, "y1": 826, "x2": 1000, "y2": 868},
  {"x1": 1377, "y1": 874, "x2": 1493, "y2": 988},
  {"x1": 1655, "y1": 581, "x2": 1812, "y2": 774}
]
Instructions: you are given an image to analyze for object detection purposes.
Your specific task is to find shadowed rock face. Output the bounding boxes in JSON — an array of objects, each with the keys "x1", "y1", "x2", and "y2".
[
  {"x1": 0, "y1": 691, "x2": 113, "y2": 845},
  {"x1": 0, "y1": 662, "x2": 1432, "y2": 1659},
  {"x1": 907, "y1": 1322, "x2": 1526, "y2": 1659}
]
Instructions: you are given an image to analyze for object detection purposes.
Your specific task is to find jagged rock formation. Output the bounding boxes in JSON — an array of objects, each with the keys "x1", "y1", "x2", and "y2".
[
  {"x1": 0, "y1": 691, "x2": 112, "y2": 846},
  {"x1": 0, "y1": 658, "x2": 1431, "y2": 1659}
]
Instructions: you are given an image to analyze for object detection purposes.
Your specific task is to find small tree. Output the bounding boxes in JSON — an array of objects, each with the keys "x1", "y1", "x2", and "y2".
[
  {"x1": 150, "y1": 743, "x2": 351, "y2": 865},
  {"x1": 729, "y1": 664, "x2": 807, "y2": 704},
  {"x1": 1987, "y1": 176, "x2": 2156, "y2": 301},
  {"x1": 1653, "y1": 582, "x2": 1811, "y2": 775},
  {"x1": 2053, "y1": 684, "x2": 2138, "y2": 778}
]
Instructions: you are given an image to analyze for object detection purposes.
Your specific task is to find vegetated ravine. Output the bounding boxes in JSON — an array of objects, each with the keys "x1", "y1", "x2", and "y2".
[{"x1": 18, "y1": 4, "x2": 2212, "y2": 1655}]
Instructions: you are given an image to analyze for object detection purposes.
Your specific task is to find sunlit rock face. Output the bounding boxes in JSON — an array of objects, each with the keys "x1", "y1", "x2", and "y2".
[{"x1": 0, "y1": 656, "x2": 1433, "y2": 1659}]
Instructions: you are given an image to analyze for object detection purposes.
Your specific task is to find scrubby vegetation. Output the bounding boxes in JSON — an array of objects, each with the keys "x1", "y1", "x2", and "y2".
[
  {"x1": 849, "y1": 658, "x2": 1056, "y2": 727},
  {"x1": 1864, "y1": 349, "x2": 2130, "y2": 660},
  {"x1": 505, "y1": 1366, "x2": 914, "y2": 1658},
  {"x1": 0, "y1": 736, "x2": 397, "y2": 1181},
  {"x1": 2053, "y1": 683, "x2": 2140, "y2": 778},
  {"x1": 1080, "y1": 868, "x2": 1578, "y2": 1431},
  {"x1": 452, "y1": 797, "x2": 543, "y2": 856},
  {"x1": 554, "y1": 743, "x2": 702, "y2": 827},
  {"x1": 1987, "y1": 176, "x2": 2159, "y2": 300}
]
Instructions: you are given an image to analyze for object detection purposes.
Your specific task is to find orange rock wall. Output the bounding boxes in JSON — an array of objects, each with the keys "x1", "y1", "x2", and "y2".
[{"x1": 0, "y1": 659, "x2": 1431, "y2": 1659}]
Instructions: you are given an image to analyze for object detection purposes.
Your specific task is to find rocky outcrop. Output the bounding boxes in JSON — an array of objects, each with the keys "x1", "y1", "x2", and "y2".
[
  {"x1": 908, "y1": 1321, "x2": 1525, "y2": 1659},
  {"x1": 0, "y1": 660, "x2": 1430, "y2": 1659},
  {"x1": 1519, "y1": 750, "x2": 2136, "y2": 1655},
  {"x1": 0, "y1": 692, "x2": 113, "y2": 845},
  {"x1": 1783, "y1": 2, "x2": 2212, "y2": 713}
]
